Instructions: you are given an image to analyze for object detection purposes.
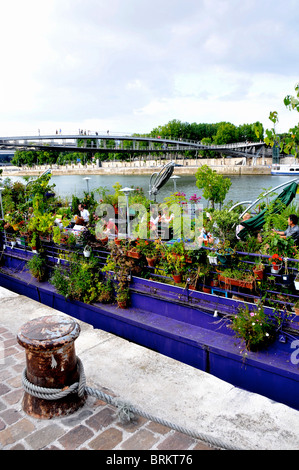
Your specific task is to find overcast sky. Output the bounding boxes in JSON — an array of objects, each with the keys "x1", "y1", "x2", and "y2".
[{"x1": 0, "y1": 0, "x2": 298, "y2": 137}]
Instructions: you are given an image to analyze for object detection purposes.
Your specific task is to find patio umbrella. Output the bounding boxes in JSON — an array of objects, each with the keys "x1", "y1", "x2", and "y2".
[{"x1": 238, "y1": 181, "x2": 298, "y2": 240}]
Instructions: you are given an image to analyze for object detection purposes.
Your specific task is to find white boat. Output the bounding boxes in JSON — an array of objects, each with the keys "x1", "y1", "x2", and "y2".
[{"x1": 271, "y1": 163, "x2": 299, "y2": 175}]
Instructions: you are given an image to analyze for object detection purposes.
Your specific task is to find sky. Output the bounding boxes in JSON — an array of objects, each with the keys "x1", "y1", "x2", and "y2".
[{"x1": 0, "y1": 0, "x2": 299, "y2": 137}]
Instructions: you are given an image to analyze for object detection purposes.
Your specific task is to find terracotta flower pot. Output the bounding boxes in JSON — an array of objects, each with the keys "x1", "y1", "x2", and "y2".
[
  {"x1": 253, "y1": 267, "x2": 264, "y2": 280},
  {"x1": 146, "y1": 257, "x2": 157, "y2": 267},
  {"x1": 172, "y1": 274, "x2": 182, "y2": 283},
  {"x1": 127, "y1": 250, "x2": 141, "y2": 259}
]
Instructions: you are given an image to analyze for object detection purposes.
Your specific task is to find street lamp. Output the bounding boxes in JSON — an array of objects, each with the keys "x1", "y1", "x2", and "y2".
[
  {"x1": 83, "y1": 177, "x2": 91, "y2": 193},
  {"x1": 120, "y1": 187, "x2": 135, "y2": 238},
  {"x1": 170, "y1": 175, "x2": 180, "y2": 191}
]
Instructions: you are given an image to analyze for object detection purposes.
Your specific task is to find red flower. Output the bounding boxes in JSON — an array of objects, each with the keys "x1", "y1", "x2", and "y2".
[{"x1": 269, "y1": 254, "x2": 282, "y2": 265}]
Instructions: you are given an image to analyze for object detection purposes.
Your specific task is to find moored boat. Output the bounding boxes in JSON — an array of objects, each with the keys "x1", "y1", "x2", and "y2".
[{"x1": 272, "y1": 163, "x2": 299, "y2": 175}]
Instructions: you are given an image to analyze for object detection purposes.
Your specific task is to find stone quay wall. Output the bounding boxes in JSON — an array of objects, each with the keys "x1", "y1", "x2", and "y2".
[{"x1": 1, "y1": 156, "x2": 272, "y2": 176}]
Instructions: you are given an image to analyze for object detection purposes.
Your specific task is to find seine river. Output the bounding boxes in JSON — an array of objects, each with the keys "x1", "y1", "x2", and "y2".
[{"x1": 3, "y1": 173, "x2": 298, "y2": 207}]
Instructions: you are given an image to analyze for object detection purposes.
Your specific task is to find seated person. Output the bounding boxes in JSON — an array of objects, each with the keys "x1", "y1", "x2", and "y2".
[
  {"x1": 103, "y1": 218, "x2": 118, "y2": 237},
  {"x1": 78, "y1": 203, "x2": 90, "y2": 224},
  {"x1": 273, "y1": 214, "x2": 299, "y2": 243}
]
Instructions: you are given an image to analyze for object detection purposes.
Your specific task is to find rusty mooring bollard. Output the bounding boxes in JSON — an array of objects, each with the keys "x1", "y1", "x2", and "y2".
[{"x1": 17, "y1": 314, "x2": 86, "y2": 419}]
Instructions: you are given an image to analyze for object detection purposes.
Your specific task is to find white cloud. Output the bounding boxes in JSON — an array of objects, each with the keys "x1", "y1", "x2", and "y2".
[{"x1": 0, "y1": 0, "x2": 298, "y2": 137}]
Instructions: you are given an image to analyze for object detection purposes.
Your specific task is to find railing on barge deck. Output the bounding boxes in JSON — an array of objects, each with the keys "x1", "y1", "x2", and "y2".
[{"x1": 1, "y1": 231, "x2": 299, "y2": 314}]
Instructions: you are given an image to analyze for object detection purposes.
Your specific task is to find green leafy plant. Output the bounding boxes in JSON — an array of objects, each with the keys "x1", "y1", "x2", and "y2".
[
  {"x1": 27, "y1": 254, "x2": 47, "y2": 282},
  {"x1": 115, "y1": 285, "x2": 130, "y2": 307},
  {"x1": 98, "y1": 280, "x2": 115, "y2": 304},
  {"x1": 50, "y1": 254, "x2": 102, "y2": 303},
  {"x1": 195, "y1": 165, "x2": 232, "y2": 209},
  {"x1": 230, "y1": 302, "x2": 277, "y2": 352}
]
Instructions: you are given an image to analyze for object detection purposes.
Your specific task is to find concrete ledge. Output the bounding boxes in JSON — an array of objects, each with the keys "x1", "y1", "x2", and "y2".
[{"x1": 1, "y1": 287, "x2": 299, "y2": 450}]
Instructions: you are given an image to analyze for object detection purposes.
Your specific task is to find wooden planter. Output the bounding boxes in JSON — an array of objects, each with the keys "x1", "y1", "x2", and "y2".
[
  {"x1": 218, "y1": 274, "x2": 254, "y2": 290},
  {"x1": 39, "y1": 234, "x2": 52, "y2": 242},
  {"x1": 202, "y1": 286, "x2": 211, "y2": 293},
  {"x1": 127, "y1": 250, "x2": 141, "y2": 259}
]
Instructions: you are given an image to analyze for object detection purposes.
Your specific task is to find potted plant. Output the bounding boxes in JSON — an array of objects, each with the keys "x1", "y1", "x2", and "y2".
[
  {"x1": 294, "y1": 299, "x2": 299, "y2": 316},
  {"x1": 281, "y1": 257, "x2": 293, "y2": 286},
  {"x1": 253, "y1": 260, "x2": 265, "y2": 280},
  {"x1": 218, "y1": 267, "x2": 255, "y2": 290},
  {"x1": 162, "y1": 252, "x2": 187, "y2": 284},
  {"x1": 229, "y1": 302, "x2": 276, "y2": 352},
  {"x1": 294, "y1": 274, "x2": 299, "y2": 291},
  {"x1": 83, "y1": 245, "x2": 91, "y2": 258},
  {"x1": 269, "y1": 254, "x2": 283, "y2": 274},
  {"x1": 53, "y1": 226, "x2": 62, "y2": 245},
  {"x1": 207, "y1": 251, "x2": 218, "y2": 265},
  {"x1": 116, "y1": 286, "x2": 130, "y2": 309},
  {"x1": 136, "y1": 239, "x2": 158, "y2": 266},
  {"x1": 98, "y1": 280, "x2": 114, "y2": 304},
  {"x1": 126, "y1": 240, "x2": 142, "y2": 259},
  {"x1": 27, "y1": 254, "x2": 47, "y2": 282}
]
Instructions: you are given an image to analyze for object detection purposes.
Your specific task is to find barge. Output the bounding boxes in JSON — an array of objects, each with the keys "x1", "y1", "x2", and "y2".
[{"x1": 1, "y1": 236, "x2": 299, "y2": 412}]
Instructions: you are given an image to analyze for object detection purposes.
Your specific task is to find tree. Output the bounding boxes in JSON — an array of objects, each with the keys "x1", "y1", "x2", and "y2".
[
  {"x1": 195, "y1": 165, "x2": 232, "y2": 208},
  {"x1": 264, "y1": 82, "x2": 299, "y2": 157},
  {"x1": 213, "y1": 122, "x2": 238, "y2": 145}
]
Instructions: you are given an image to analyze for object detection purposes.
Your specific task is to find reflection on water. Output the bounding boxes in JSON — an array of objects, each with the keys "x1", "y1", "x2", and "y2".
[{"x1": 3, "y1": 172, "x2": 298, "y2": 207}]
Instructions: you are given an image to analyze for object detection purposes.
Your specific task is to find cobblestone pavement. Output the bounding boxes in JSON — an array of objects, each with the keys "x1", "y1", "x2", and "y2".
[{"x1": 0, "y1": 323, "x2": 215, "y2": 451}]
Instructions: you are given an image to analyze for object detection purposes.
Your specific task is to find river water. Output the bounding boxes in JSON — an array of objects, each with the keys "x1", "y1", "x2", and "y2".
[{"x1": 3, "y1": 172, "x2": 299, "y2": 207}]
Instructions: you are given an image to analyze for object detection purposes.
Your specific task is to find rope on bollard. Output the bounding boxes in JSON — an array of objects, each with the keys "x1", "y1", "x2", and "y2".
[{"x1": 22, "y1": 357, "x2": 243, "y2": 451}]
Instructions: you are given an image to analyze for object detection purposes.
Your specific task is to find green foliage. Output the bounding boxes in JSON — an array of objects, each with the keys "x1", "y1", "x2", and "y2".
[
  {"x1": 230, "y1": 302, "x2": 277, "y2": 352},
  {"x1": 195, "y1": 165, "x2": 231, "y2": 208},
  {"x1": 98, "y1": 280, "x2": 115, "y2": 304},
  {"x1": 213, "y1": 122, "x2": 238, "y2": 145},
  {"x1": 265, "y1": 82, "x2": 299, "y2": 157},
  {"x1": 27, "y1": 255, "x2": 47, "y2": 281},
  {"x1": 206, "y1": 208, "x2": 239, "y2": 245},
  {"x1": 50, "y1": 255, "x2": 102, "y2": 304}
]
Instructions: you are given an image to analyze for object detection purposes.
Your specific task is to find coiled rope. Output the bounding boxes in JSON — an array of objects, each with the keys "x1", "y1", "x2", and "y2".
[{"x1": 22, "y1": 357, "x2": 243, "y2": 451}]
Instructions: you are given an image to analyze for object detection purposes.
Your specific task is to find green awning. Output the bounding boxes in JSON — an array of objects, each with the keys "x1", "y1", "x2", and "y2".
[{"x1": 238, "y1": 181, "x2": 298, "y2": 240}]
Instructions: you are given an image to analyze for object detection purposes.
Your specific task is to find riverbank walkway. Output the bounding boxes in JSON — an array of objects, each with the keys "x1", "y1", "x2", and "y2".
[{"x1": 1, "y1": 286, "x2": 299, "y2": 451}]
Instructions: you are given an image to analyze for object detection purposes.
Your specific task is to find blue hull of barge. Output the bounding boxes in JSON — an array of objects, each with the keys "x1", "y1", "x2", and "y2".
[{"x1": 1, "y1": 248, "x2": 299, "y2": 411}]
